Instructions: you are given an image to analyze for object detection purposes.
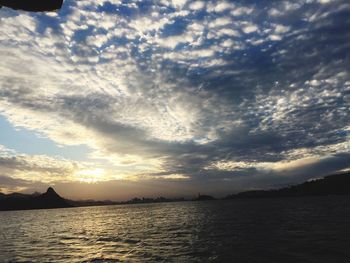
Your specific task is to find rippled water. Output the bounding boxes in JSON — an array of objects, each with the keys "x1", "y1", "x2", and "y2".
[{"x1": 1, "y1": 197, "x2": 350, "y2": 262}]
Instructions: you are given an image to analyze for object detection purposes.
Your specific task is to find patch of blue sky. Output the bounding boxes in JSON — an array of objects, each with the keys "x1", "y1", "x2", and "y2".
[
  {"x1": 0, "y1": 115, "x2": 91, "y2": 161},
  {"x1": 162, "y1": 18, "x2": 189, "y2": 37},
  {"x1": 97, "y1": 2, "x2": 119, "y2": 14}
]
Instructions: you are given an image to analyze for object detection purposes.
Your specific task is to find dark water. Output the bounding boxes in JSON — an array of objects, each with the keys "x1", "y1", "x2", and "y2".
[{"x1": 1, "y1": 197, "x2": 350, "y2": 263}]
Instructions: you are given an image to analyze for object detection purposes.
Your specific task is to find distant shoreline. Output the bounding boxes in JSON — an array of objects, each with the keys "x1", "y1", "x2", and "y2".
[{"x1": 1, "y1": 171, "x2": 349, "y2": 212}]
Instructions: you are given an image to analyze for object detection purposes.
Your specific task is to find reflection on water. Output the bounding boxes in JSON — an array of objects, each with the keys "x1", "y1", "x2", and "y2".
[{"x1": 1, "y1": 196, "x2": 350, "y2": 262}]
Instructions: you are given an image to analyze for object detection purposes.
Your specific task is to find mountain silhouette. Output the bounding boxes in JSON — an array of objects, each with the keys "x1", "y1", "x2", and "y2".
[
  {"x1": 226, "y1": 171, "x2": 350, "y2": 199},
  {"x1": 194, "y1": 194, "x2": 216, "y2": 201},
  {"x1": 43, "y1": 187, "x2": 61, "y2": 199},
  {"x1": 1, "y1": 172, "x2": 350, "y2": 211},
  {"x1": 0, "y1": 187, "x2": 72, "y2": 211}
]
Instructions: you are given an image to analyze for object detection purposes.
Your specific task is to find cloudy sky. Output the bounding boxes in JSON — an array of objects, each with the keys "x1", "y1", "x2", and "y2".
[{"x1": 0, "y1": 0, "x2": 349, "y2": 200}]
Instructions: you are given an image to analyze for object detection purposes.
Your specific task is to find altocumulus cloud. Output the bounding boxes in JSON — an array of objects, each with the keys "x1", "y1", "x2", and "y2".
[{"x1": 0, "y1": 0, "x2": 349, "y2": 198}]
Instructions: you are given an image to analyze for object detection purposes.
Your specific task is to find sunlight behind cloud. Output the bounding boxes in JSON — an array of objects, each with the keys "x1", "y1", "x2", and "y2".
[
  {"x1": 76, "y1": 168, "x2": 106, "y2": 183},
  {"x1": 0, "y1": 0, "x2": 349, "y2": 197}
]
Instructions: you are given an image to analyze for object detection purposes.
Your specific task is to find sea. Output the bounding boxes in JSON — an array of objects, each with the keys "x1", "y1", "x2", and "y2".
[{"x1": 1, "y1": 196, "x2": 350, "y2": 262}]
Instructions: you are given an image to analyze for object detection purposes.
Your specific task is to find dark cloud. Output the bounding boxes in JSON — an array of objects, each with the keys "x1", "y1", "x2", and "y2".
[
  {"x1": 281, "y1": 153, "x2": 350, "y2": 178},
  {"x1": 0, "y1": 175, "x2": 29, "y2": 187},
  {"x1": 0, "y1": 175, "x2": 46, "y2": 193},
  {"x1": 0, "y1": 155, "x2": 75, "y2": 176}
]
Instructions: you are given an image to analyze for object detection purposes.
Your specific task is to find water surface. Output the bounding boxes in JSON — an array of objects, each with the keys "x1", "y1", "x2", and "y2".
[{"x1": 1, "y1": 197, "x2": 350, "y2": 262}]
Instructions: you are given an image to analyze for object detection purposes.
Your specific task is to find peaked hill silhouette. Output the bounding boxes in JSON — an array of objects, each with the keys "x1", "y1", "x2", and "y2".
[{"x1": 0, "y1": 187, "x2": 72, "y2": 211}]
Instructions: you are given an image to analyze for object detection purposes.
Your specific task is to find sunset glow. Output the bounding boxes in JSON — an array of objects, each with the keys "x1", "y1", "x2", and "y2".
[{"x1": 0, "y1": 0, "x2": 349, "y2": 200}]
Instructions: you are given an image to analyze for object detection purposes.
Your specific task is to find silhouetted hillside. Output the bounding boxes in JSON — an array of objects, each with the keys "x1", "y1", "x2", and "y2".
[
  {"x1": 194, "y1": 194, "x2": 216, "y2": 201},
  {"x1": 226, "y1": 172, "x2": 350, "y2": 199},
  {"x1": 2, "y1": 172, "x2": 349, "y2": 211},
  {"x1": 0, "y1": 188, "x2": 188, "y2": 211},
  {"x1": 0, "y1": 187, "x2": 72, "y2": 211}
]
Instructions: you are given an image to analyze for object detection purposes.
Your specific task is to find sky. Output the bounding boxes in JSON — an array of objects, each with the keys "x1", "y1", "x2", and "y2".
[{"x1": 0, "y1": 0, "x2": 349, "y2": 200}]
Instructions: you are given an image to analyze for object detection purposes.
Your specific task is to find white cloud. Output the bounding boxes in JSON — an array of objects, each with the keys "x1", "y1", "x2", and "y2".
[
  {"x1": 157, "y1": 33, "x2": 194, "y2": 49},
  {"x1": 189, "y1": 1, "x2": 205, "y2": 10},
  {"x1": 274, "y1": 24, "x2": 290, "y2": 34},
  {"x1": 209, "y1": 17, "x2": 232, "y2": 28},
  {"x1": 269, "y1": 34, "x2": 282, "y2": 41},
  {"x1": 242, "y1": 24, "x2": 259, "y2": 34},
  {"x1": 207, "y1": 2, "x2": 234, "y2": 13},
  {"x1": 231, "y1": 7, "x2": 254, "y2": 16},
  {"x1": 318, "y1": 0, "x2": 331, "y2": 4},
  {"x1": 172, "y1": 0, "x2": 187, "y2": 8}
]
